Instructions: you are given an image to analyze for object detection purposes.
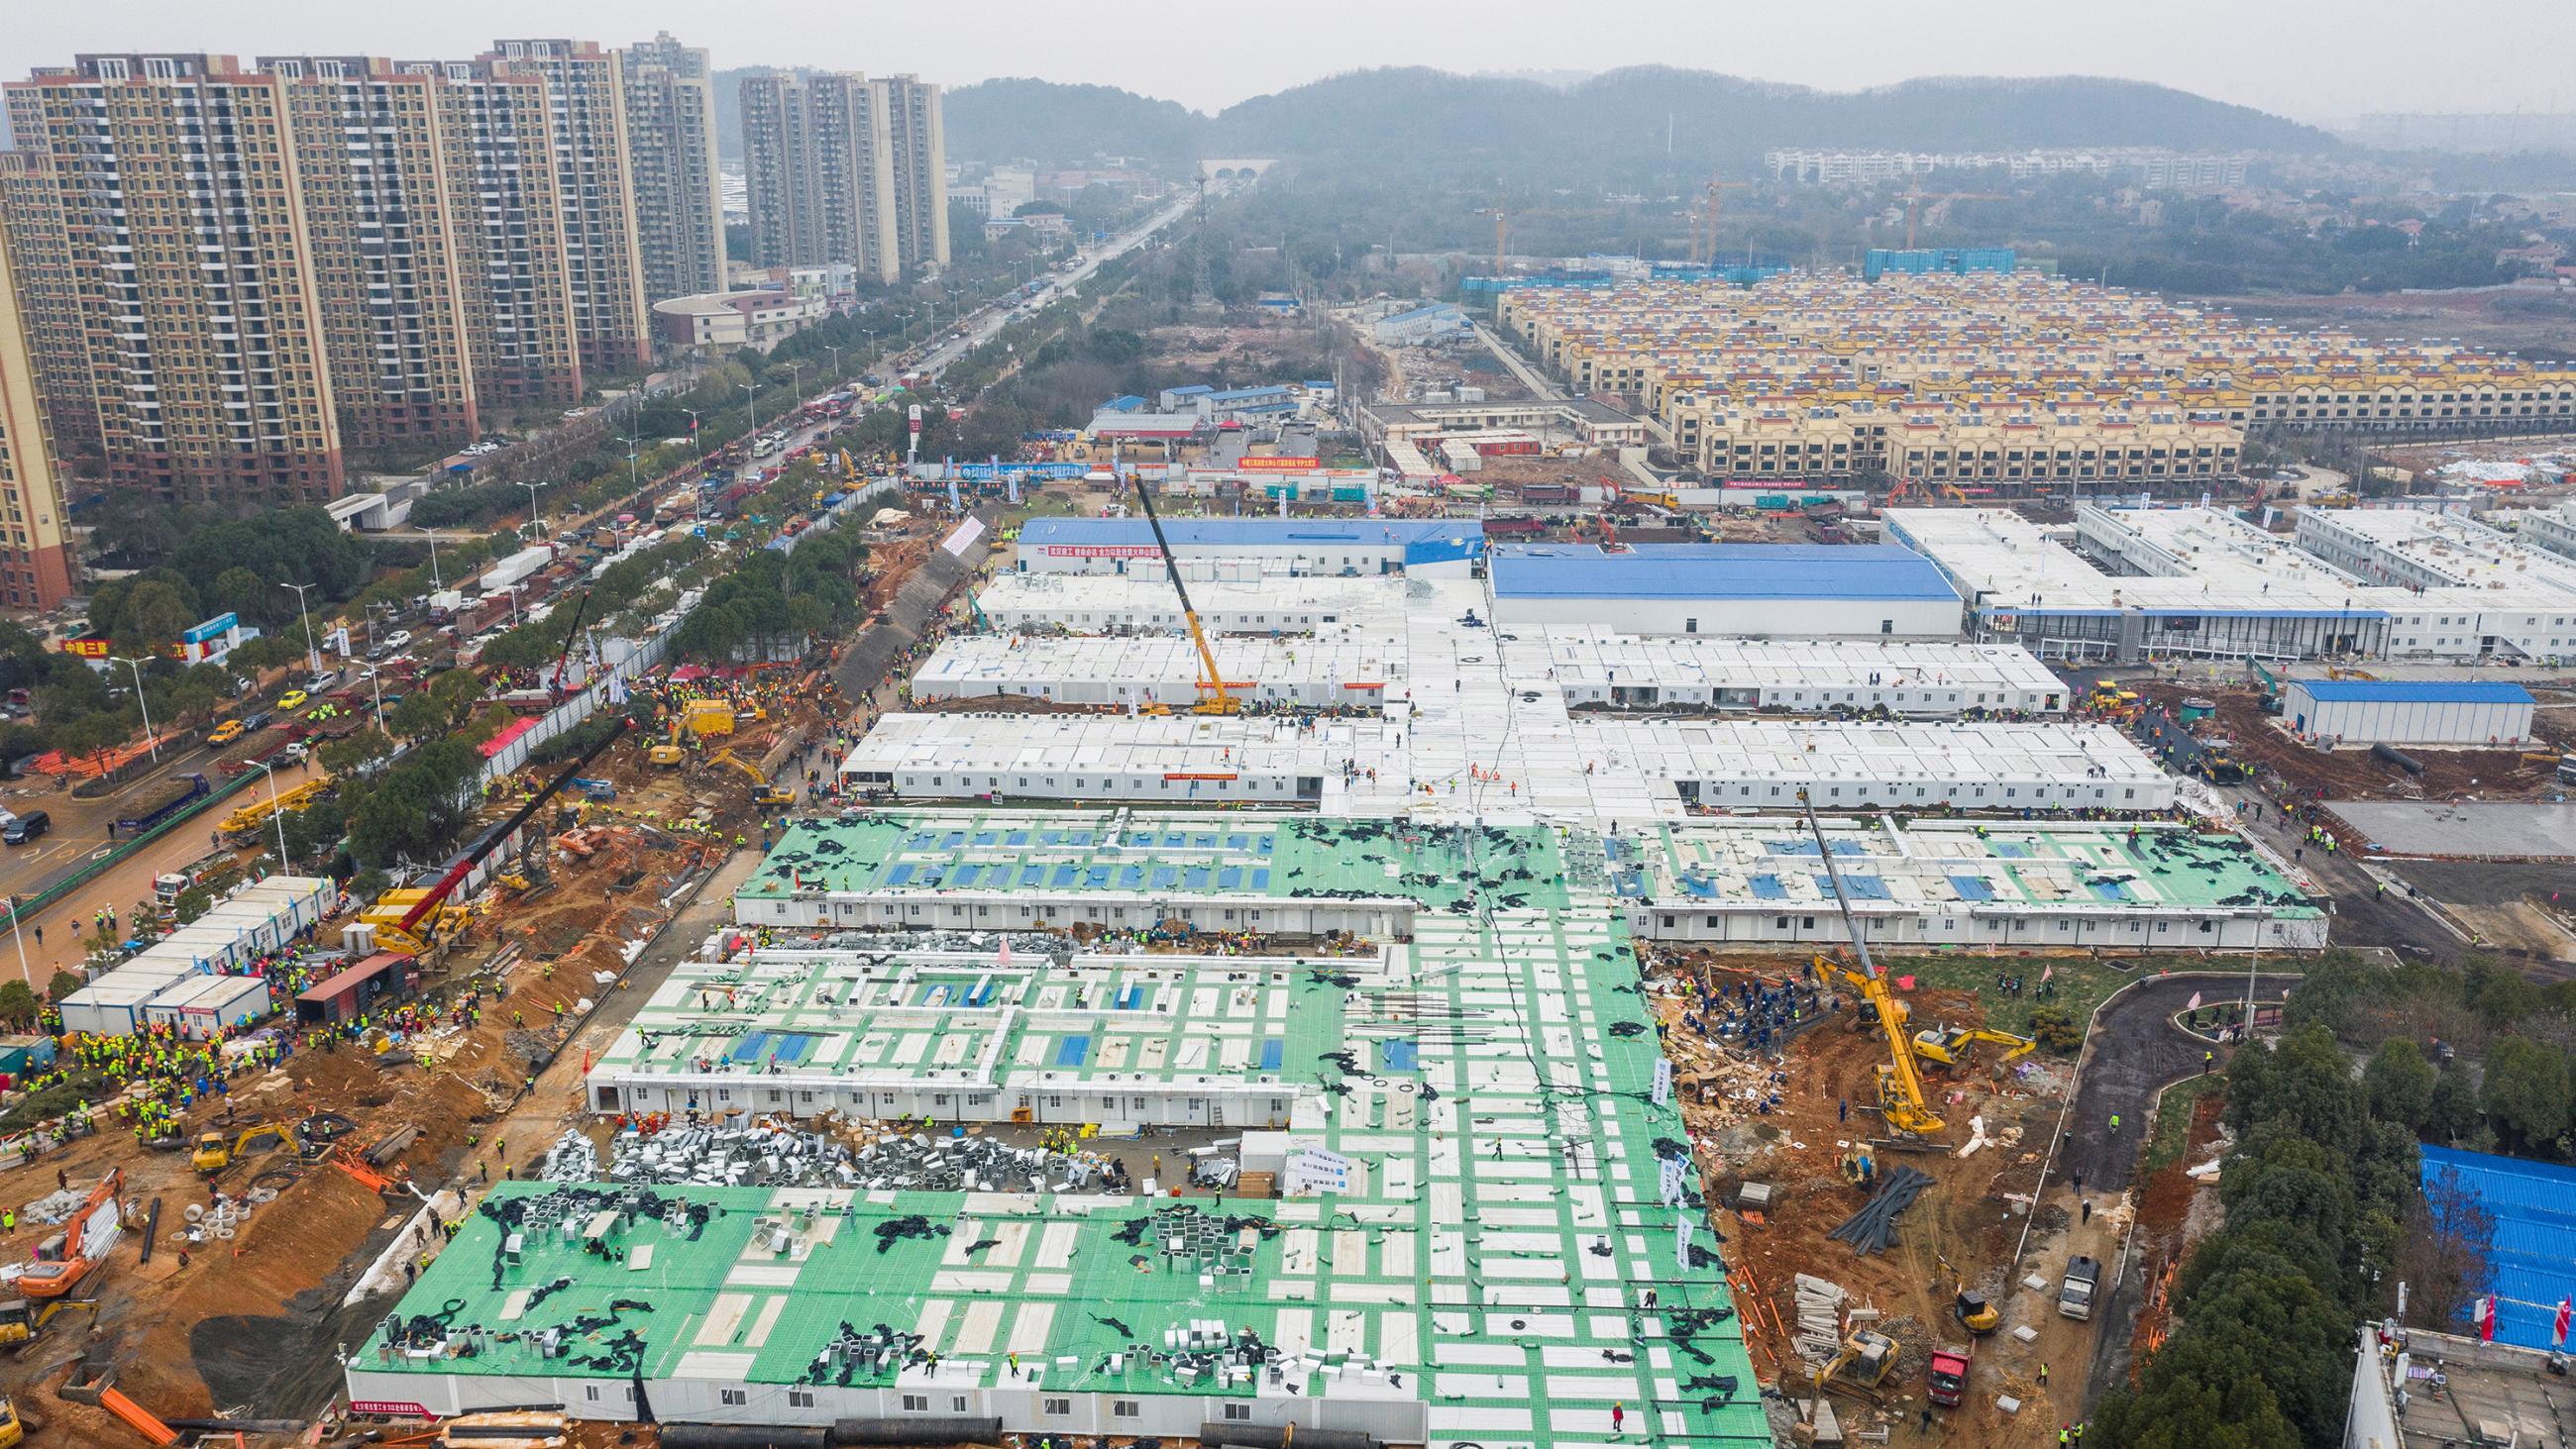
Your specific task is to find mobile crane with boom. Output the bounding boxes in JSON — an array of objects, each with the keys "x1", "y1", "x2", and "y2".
[
  {"x1": 1128, "y1": 470, "x2": 1240, "y2": 715},
  {"x1": 1798, "y1": 791, "x2": 1945, "y2": 1143}
]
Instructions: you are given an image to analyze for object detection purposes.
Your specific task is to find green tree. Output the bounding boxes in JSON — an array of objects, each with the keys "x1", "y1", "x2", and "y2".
[
  {"x1": 2425, "y1": 1067, "x2": 2485, "y2": 1146},
  {"x1": 45, "y1": 970, "x2": 84, "y2": 1003},
  {"x1": 211, "y1": 566, "x2": 271, "y2": 627},
  {"x1": 0, "y1": 980, "x2": 38, "y2": 1028},
  {"x1": 2482, "y1": 1035, "x2": 2571, "y2": 1152},
  {"x1": 2363, "y1": 1038, "x2": 2437, "y2": 1133},
  {"x1": 108, "y1": 578, "x2": 201, "y2": 659}
]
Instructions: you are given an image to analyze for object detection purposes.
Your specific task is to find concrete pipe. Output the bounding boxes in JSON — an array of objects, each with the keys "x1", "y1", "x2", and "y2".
[{"x1": 659, "y1": 1425, "x2": 829, "y2": 1449}]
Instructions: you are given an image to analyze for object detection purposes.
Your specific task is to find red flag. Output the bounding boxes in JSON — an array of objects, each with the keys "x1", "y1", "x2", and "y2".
[
  {"x1": 2040, "y1": 965, "x2": 2054, "y2": 983},
  {"x1": 999, "y1": 936, "x2": 1012, "y2": 969},
  {"x1": 2474, "y1": 1294, "x2": 2498, "y2": 1342},
  {"x1": 2554, "y1": 1297, "x2": 2571, "y2": 1348}
]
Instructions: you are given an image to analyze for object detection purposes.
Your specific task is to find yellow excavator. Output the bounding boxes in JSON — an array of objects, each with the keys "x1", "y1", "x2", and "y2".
[
  {"x1": 191, "y1": 1122, "x2": 293, "y2": 1176},
  {"x1": 0, "y1": 1295, "x2": 94, "y2": 1350},
  {"x1": 1810, "y1": 1327, "x2": 1898, "y2": 1406},
  {"x1": 1912, "y1": 1023, "x2": 2037, "y2": 1075},
  {"x1": 1129, "y1": 470, "x2": 1240, "y2": 716},
  {"x1": 1799, "y1": 791, "x2": 1945, "y2": 1143},
  {"x1": 710, "y1": 748, "x2": 795, "y2": 807}
]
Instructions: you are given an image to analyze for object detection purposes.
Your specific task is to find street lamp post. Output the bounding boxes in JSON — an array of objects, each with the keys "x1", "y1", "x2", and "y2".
[
  {"x1": 520, "y1": 480, "x2": 545, "y2": 538},
  {"x1": 506, "y1": 583, "x2": 523, "y2": 626},
  {"x1": 425, "y1": 529, "x2": 445, "y2": 591},
  {"x1": 248, "y1": 757, "x2": 290, "y2": 867},
  {"x1": 2, "y1": 895, "x2": 34, "y2": 985},
  {"x1": 361, "y1": 668, "x2": 386, "y2": 733},
  {"x1": 742, "y1": 382, "x2": 759, "y2": 436},
  {"x1": 108, "y1": 656, "x2": 161, "y2": 763},
  {"x1": 822, "y1": 345, "x2": 842, "y2": 380},
  {"x1": 280, "y1": 580, "x2": 322, "y2": 675}
]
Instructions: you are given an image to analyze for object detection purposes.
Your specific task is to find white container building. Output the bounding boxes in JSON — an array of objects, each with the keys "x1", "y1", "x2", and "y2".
[
  {"x1": 138, "y1": 973, "x2": 276, "y2": 1041},
  {"x1": 2281, "y1": 679, "x2": 2537, "y2": 745}
]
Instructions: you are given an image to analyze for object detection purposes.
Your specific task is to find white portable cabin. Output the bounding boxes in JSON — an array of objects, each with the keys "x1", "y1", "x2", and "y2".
[
  {"x1": 140, "y1": 974, "x2": 276, "y2": 1041},
  {"x1": 58, "y1": 967, "x2": 193, "y2": 1037}
]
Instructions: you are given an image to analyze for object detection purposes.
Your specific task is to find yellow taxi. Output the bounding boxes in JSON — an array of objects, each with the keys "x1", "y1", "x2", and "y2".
[{"x1": 207, "y1": 720, "x2": 247, "y2": 746}]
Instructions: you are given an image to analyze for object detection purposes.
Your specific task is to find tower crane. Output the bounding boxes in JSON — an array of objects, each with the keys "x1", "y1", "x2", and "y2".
[
  {"x1": 1691, "y1": 177, "x2": 1751, "y2": 267},
  {"x1": 1797, "y1": 790, "x2": 1944, "y2": 1142}
]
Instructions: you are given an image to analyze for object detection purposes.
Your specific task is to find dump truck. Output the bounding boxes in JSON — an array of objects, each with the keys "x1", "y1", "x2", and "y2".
[
  {"x1": 1928, "y1": 1343, "x2": 1972, "y2": 1407},
  {"x1": 111, "y1": 774, "x2": 209, "y2": 837},
  {"x1": 2059, "y1": 1255, "x2": 2101, "y2": 1320}
]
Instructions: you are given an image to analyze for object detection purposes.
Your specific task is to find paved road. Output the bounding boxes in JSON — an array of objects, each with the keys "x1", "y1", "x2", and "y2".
[
  {"x1": 0, "y1": 759, "x2": 329, "y2": 987},
  {"x1": 1470, "y1": 322, "x2": 1565, "y2": 401},
  {"x1": 2057, "y1": 972, "x2": 2285, "y2": 1196}
]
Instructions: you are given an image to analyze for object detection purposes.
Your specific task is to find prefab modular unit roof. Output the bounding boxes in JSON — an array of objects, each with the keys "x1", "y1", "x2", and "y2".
[
  {"x1": 357, "y1": 806, "x2": 1771, "y2": 1447},
  {"x1": 974, "y1": 572, "x2": 1404, "y2": 635},
  {"x1": 1567, "y1": 717, "x2": 2175, "y2": 812},
  {"x1": 1889, "y1": 505, "x2": 2576, "y2": 663},
  {"x1": 1622, "y1": 815, "x2": 2320, "y2": 951},
  {"x1": 588, "y1": 946, "x2": 1358, "y2": 1130}
]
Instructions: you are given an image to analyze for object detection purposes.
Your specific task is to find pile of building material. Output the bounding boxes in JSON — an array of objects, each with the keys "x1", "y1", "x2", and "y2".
[
  {"x1": 604, "y1": 1122, "x2": 857, "y2": 1188},
  {"x1": 848, "y1": 1128, "x2": 1131, "y2": 1194},
  {"x1": 539, "y1": 1129, "x2": 601, "y2": 1184},
  {"x1": 1827, "y1": 1166, "x2": 1933, "y2": 1255},
  {"x1": 1793, "y1": 1274, "x2": 1849, "y2": 1368}
]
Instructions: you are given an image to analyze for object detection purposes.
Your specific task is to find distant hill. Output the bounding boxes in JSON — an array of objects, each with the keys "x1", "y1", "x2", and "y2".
[
  {"x1": 721, "y1": 66, "x2": 2336, "y2": 177},
  {"x1": 943, "y1": 78, "x2": 1204, "y2": 168},
  {"x1": 1204, "y1": 67, "x2": 2336, "y2": 179}
]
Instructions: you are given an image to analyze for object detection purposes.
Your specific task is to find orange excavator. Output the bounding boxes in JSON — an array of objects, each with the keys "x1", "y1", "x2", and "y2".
[{"x1": 17, "y1": 1168, "x2": 123, "y2": 1299}]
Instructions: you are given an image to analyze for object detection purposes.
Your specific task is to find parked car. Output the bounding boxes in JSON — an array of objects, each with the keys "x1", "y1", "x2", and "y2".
[
  {"x1": 3, "y1": 810, "x2": 51, "y2": 845},
  {"x1": 382, "y1": 630, "x2": 413, "y2": 652},
  {"x1": 277, "y1": 689, "x2": 309, "y2": 712},
  {"x1": 207, "y1": 720, "x2": 247, "y2": 746}
]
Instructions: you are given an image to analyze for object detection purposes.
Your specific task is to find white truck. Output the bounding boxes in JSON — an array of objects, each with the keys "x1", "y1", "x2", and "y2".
[{"x1": 2058, "y1": 1255, "x2": 2102, "y2": 1320}]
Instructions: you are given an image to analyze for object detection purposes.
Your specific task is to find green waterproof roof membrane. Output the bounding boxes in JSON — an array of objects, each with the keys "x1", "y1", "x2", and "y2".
[{"x1": 362, "y1": 808, "x2": 1771, "y2": 1447}]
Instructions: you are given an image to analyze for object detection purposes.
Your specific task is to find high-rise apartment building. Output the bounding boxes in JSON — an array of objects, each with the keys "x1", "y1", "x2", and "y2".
[
  {"x1": 0, "y1": 152, "x2": 98, "y2": 471},
  {"x1": 4, "y1": 55, "x2": 344, "y2": 505},
  {"x1": 618, "y1": 33, "x2": 725, "y2": 300},
  {"x1": 263, "y1": 56, "x2": 483, "y2": 453},
  {"x1": 483, "y1": 40, "x2": 651, "y2": 375},
  {"x1": 0, "y1": 204, "x2": 74, "y2": 608},
  {"x1": 741, "y1": 69, "x2": 947, "y2": 285},
  {"x1": 876, "y1": 75, "x2": 949, "y2": 273}
]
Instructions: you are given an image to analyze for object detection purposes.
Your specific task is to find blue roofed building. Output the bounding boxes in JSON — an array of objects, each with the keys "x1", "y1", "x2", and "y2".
[
  {"x1": 2419, "y1": 1145, "x2": 2576, "y2": 1350},
  {"x1": 1019, "y1": 517, "x2": 1484, "y2": 579},
  {"x1": 1371, "y1": 303, "x2": 1471, "y2": 346},
  {"x1": 2282, "y1": 678, "x2": 2537, "y2": 745},
  {"x1": 1488, "y1": 543, "x2": 1964, "y2": 637}
]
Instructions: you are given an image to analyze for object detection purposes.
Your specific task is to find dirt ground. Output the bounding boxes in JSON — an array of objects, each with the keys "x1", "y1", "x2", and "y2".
[
  {"x1": 2139, "y1": 681, "x2": 2569, "y2": 802},
  {"x1": 1647, "y1": 950, "x2": 2087, "y2": 1445},
  {"x1": 2119, "y1": 1092, "x2": 2227, "y2": 1380},
  {"x1": 0, "y1": 696, "x2": 858, "y2": 1438}
]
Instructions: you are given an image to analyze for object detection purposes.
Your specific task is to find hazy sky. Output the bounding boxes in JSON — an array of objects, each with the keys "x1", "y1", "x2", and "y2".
[{"x1": 6, "y1": 0, "x2": 2573, "y2": 125}]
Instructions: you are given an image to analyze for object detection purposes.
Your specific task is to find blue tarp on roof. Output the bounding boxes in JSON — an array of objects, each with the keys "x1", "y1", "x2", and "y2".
[
  {"x1": 2419, "y1": 1145, "x2": 2576, "y2": 1350},
  {"x1": 2288, "y1": 680, "x2": 2535, "y2": 705},
  {"x1": 1489, "y1": 543, "x2": 1960, "y2": 602}
]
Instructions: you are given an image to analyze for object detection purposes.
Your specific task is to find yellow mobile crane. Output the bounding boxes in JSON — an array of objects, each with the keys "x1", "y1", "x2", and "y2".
[
  {"x1": 1799, "y1": 790, "x2": 1945, "y2": 1142},
  {"x1": 1129, "y1": 470, "x2": 1240, "y2": 715}
]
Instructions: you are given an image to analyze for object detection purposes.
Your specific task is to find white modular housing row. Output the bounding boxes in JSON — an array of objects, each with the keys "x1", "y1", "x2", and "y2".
[{"x1": 55, "y1": 875, "x2": 333, "y2": 1037}]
